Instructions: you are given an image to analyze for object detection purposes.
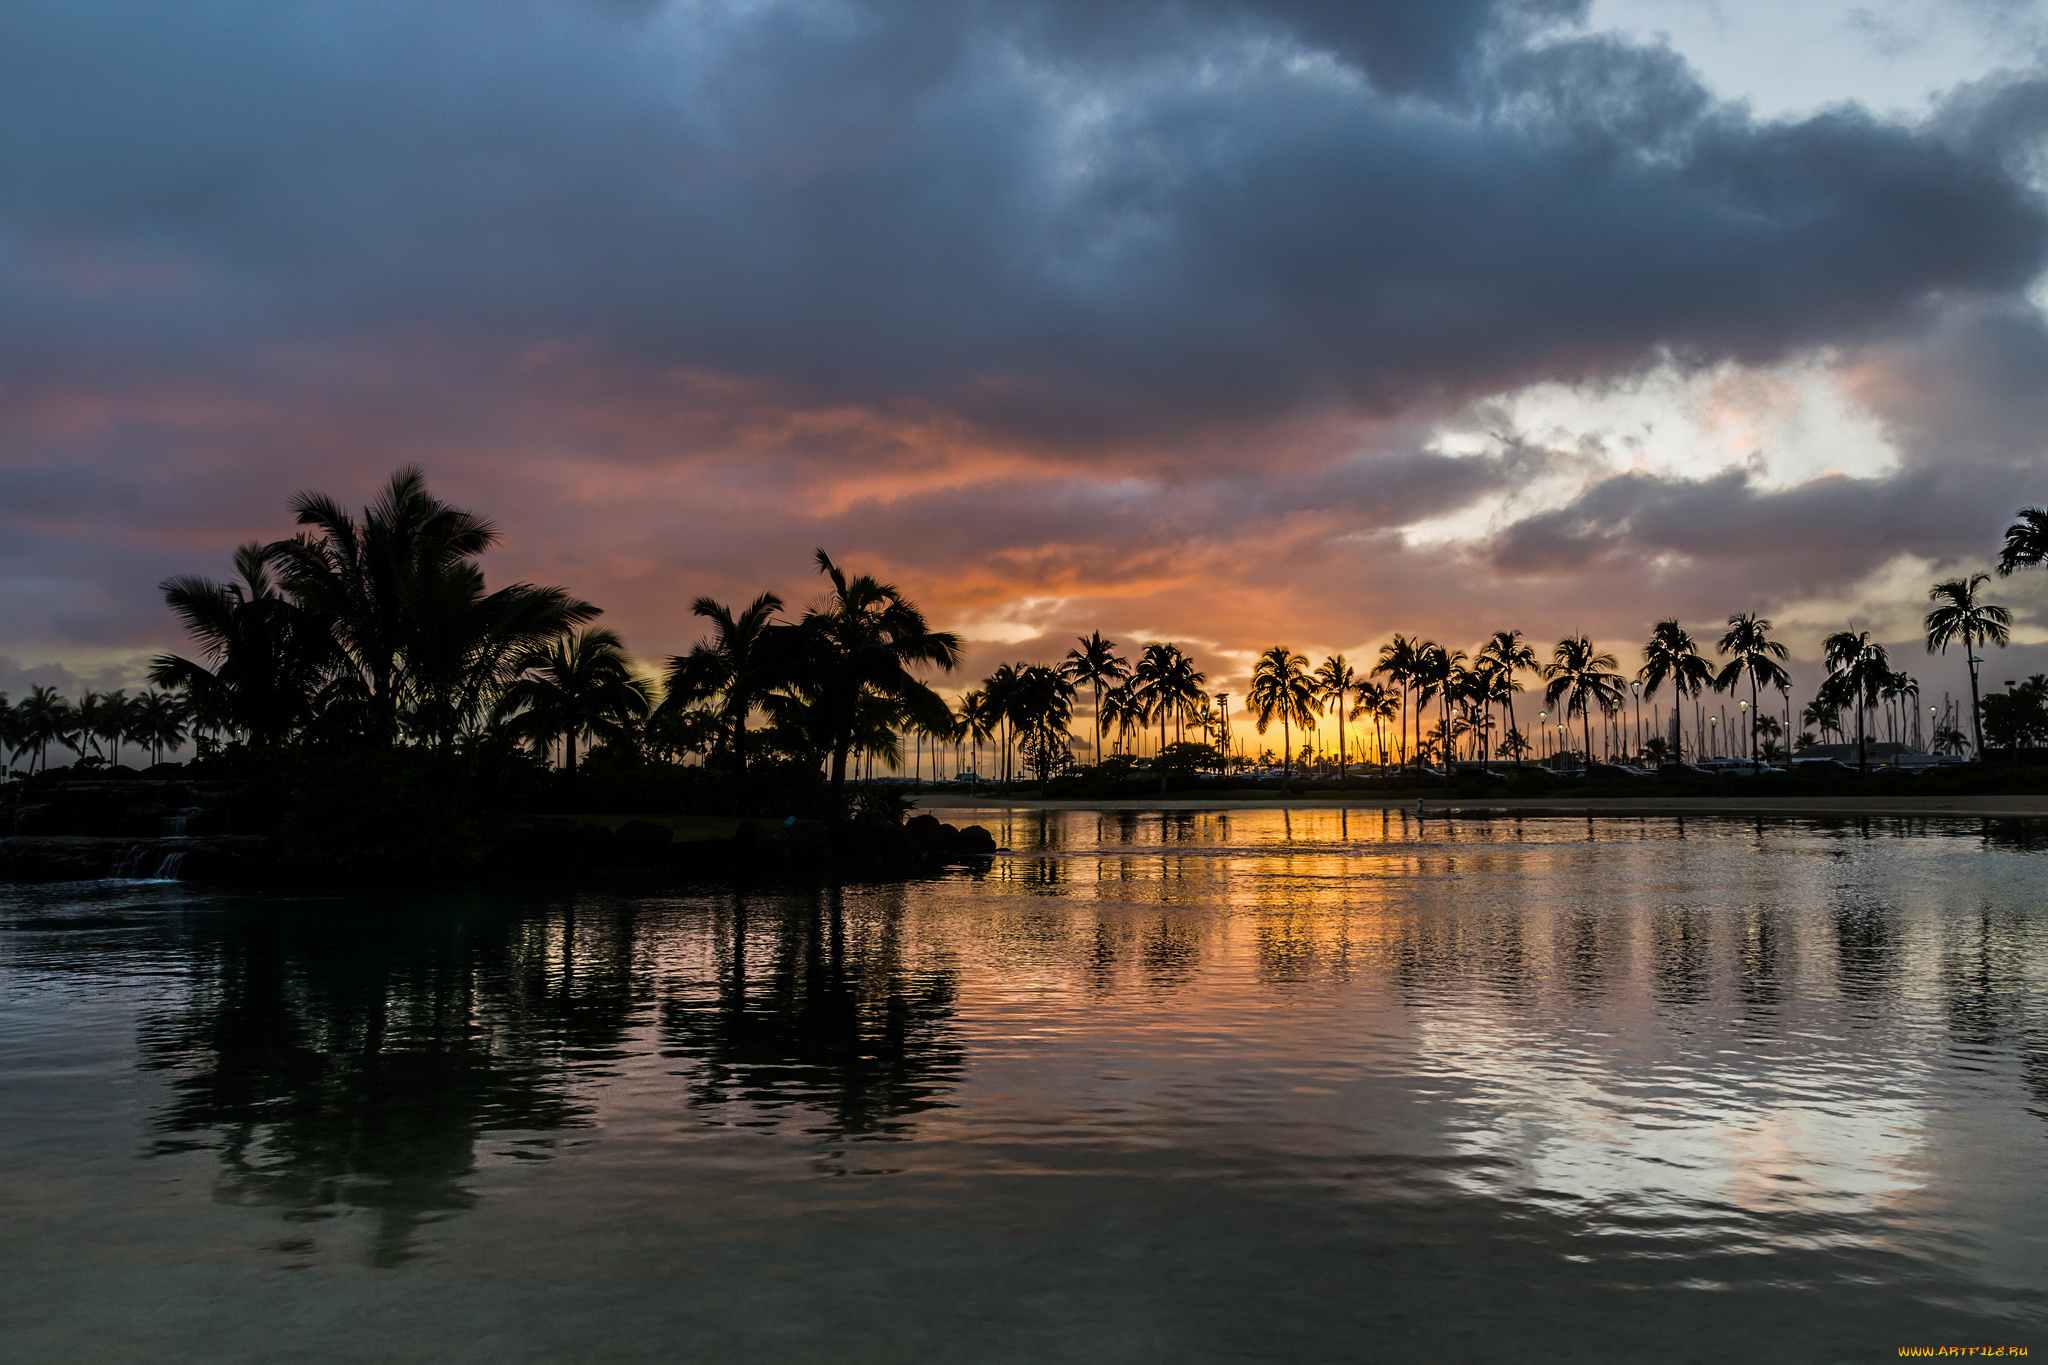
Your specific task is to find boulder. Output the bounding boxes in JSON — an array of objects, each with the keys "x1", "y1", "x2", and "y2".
[
  {"x1": 957, "y1": 824, "x2": 998, "y2": 855},
  {"x1": 615, "y1": 819, "x2": 674, "y2": 849}
]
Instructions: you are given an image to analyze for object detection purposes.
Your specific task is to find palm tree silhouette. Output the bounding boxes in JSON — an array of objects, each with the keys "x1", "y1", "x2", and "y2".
[
  {"x1": 1638, "y1": 620, "x2": 1714, "y2": 761},
  {"x1": 268, "y1": 466, "x2": 592, "y2": 744},
  {"x1": 1248, "y1": 646, "x2": 1318, "y2": 793},
  {"x1": 1372, "y1": 635, "x2": 1419, "y2": 770},
  {"x1": 1009, "y1": 664, "x2": 1078, "y2": 794},
  {"x1": 662, "y1": 591, "x2": 785, "y2": 776},
  {"x1": 1476, "y1": 630, "x2": 1536, "y2": 756},
  {"x1": 1715, "y1": 613, "x2": 1792, "y2": 769},
  {"x1": 1313, "y1": 655, "x2": 1357, "y2": 786},
  {"x1": 150, "y1": 544, "x2": 336, "y2": 747},
  {"x1": 1822, "y1": 630, "x2": 1892, "y2": 773},
  {"x1": 1061, "y1": 632, "x2": 1129, "y2": 771},
  {"x1": 1996, "y1": 507, "x2": 2048, "y2": 577},
  {"x1": 497, "y1": 628, "x2": 651, "y2": 775},
  {"x1": 1925, "y1": 573, "x2": 2012, "y2": 758},
  {"x1": 1544, "y1": 635, "x2": 1626, "y2": 770},
  {"x1": 800, "y1": 552, "x2": 962, "y2": 811}
]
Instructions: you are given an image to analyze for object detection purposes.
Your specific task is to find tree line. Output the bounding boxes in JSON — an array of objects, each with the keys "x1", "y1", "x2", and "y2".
[{"x1": 7, "y1": 474, "x2": 2045, "y2": 792}]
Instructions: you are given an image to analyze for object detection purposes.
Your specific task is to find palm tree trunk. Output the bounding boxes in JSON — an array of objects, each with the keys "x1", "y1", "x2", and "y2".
[
  {"x1": 565, "y1": 726, "x2": 578, "y2": 777},
  {"x1": 1966, "y1": 627, "x2": 1984, "y2": 758},
  {"x1": 1280, "y1": 716, "x2": 1291, "y2": 794}
]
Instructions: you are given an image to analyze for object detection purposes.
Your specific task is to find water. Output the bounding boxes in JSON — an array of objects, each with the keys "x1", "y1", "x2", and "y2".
[{"x1": 3, "y1": 809, "x2": 2044, "y2": 1362}]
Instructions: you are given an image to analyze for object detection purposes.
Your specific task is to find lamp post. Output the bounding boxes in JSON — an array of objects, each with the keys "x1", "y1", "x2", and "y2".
[
  {"x1": 1740, "y1": 698, "x2": 1750, "y2": 771},
  {"x1": 1709, "y1": 713, "x2": 1717, "y2": 760},
  {"x1": 1538, "y1": 711, "x2": 1546, "y2": 763},
  {"x1": 1631, "y1": 680, "x2": 1642, "y2": 763}
]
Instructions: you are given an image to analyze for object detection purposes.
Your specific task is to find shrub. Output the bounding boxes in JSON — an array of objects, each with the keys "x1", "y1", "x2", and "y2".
[{"x1": 274, "y1": 747, "x2": 486, "y2": 882}]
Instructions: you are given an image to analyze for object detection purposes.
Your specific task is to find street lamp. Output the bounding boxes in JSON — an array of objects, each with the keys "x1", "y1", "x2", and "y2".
[
  {"x1": 1708, "y1": 713, "x2": 1717, "y2": 760},
  {"x1": 1739, "y1": 698, "x2": 1750, "y2": 770},
  {"x1": 1631, "y1": 679, "x2": 1643, "y2": 763}
]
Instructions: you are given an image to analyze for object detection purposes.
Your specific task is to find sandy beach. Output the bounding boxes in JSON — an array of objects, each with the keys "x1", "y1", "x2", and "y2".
[{"x1": 914, "y1": 791, "x2": 2048, "y2": 818}]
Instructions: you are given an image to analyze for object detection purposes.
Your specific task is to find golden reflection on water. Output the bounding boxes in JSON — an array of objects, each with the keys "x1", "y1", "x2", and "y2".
[{"x1": 2, "y1": 807, "x2": 2044, "y2": 1344}]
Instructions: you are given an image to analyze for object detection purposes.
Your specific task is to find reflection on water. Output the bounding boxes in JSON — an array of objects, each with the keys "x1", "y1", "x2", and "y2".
[{"x1": 2, "y1": 810, "x2": 2046, "y2": 1358}]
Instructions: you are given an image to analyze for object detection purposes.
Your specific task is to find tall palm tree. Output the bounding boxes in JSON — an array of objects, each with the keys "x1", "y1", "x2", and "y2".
[
  {"x1": 1313, "y1": 655, "x2": 1357, "y2": 785},
  {"x1": 1476, "y1": 630, "x2": 1536, "y2": 756},
  {"x1": 1996, "y1": 507, "x2": 2048, "y2": 577},
  {"x1": 267, "y1": 466, "x2": 592, "y2": 744},
  {"x1": 1715, "y1": 613, "x2": 1792, "y2": 769},
  {"x1": 1248, "y1": 646, "x2": 1318, "y2": 792},
  {"x1": 1925, "y1": 573, "x2": 2011, "y2": 759},
  {"x1": 1412, "y1": 643, "x2": 1466, "y2": 769},
  {"x1": 1062, "y1": 632, "x2": 1129, "y2": 771},
  {"x1": 956, "y1": 690, "x2": 995, "y2": 788},
  {"x1": 1823, "y1": 630, "x2": 1893, "y2": 773},
  {"x1": 497, "y1": 627, "x2": 652, "y2": 775},
  {"x1": 798, "y1": 551, "x2": 962, "y2": 812},
  {"x1": 1099, "y1": 682, "x2": 1143, "y2": 758},
  {"x1": 17, "y1": 686, "x2": 82, "y2": 772},
  {"x1": 1638, "y1": 620, "x2": 1715, "y2": 761},
  {"x1": 1352, "y1": 681, "x2": 1400, "y2": 769},
  {"x1": 1009, "y1": 664, "x2": 1078, "y2": 794},
  {"x1": 1130, "y1": 642, "x2": 1196, "y2": 757},
  {"x1": 662, "y1": 591, "x2": 786, "y2": 776},
  {"x1": 1544, "y1": 635, "x2": 1626, "y2": 769},
  {"x1": 151, "y1": 543, "x2": 339, "y2": 746},
  {"x1": 132, "y1": 690, "x2": 188, "y2": 766},
  {"x1": 1371, "y1": 635, "x2": 1419, "y2": 769}
]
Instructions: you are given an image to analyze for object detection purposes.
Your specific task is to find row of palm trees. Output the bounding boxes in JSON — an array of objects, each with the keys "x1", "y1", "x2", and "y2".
[
  {"x1": 920, "y1": 564, "x2": 2026, "y2": 785},
  {"x1": 0, "y1": 686, "x2": 191, "y2": 773},
  {"x1": 53, "y1": 474, "x2": 2048, "y2": 793}
]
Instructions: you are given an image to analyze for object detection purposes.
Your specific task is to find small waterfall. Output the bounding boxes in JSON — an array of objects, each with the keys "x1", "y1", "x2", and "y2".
[
  {"x1": 113, "y1": 842, "x2": 193, "y2": 880},
  {"x1": 164, "y1": 812, "x2": 192, "y2": 836}
]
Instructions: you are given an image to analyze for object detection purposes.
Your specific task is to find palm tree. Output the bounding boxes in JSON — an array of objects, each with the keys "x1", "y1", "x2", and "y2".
[
  {"x1": 1715, "y1": 613, "x2": 1791, "y2": 769},
  {"x1": 1010, "y1": 664, "x2": 1078, "y2": 794},
  {"x1": 1925, "y1": 573, "x2": 2011, "y2": 759},
  {"x1": 1371, "y1": 635, "x2": 1419, "y2": 769},
  {"x1": 17, "y1": 686, "x2": 78, "y2": 772},
  {"x1": 1996, "y1": 507, "x2": 2048, "y2": 576},
  {"x1": 267, "y1": 466, "x2": 592, "y2": 744},
  {"x1": 151, "y1": 543, "x2": 338, "y2": 746},
  {"x1": 662, "y1": 591, "x2": 786, "y2": 776},
  {"x1": 1544, "y1": 636, "x2": 1626, "y2": 770},
  {"x1": 1476, "y1": 630, "x2": 1536, "y2": 756},
  {"x1": 1313, "y1": 655, "x2": 1357, "y2": 785},
  {"x1": 132, "y1": 690, "x2": 188, "y2": 766},
  {"x1": 1638, "y1": 620, "x2": 1715, "y2": 761},
  {"x1": 798, "y1": 551, "x2": 962, "y2": 812},
  {"x1": 1823, "y1": 630, "x2": 1893, "y2": 773},
  {"x1": 1062, "y1": 632, "x2": 1129, "y2": 771},
  {"x1": 956, "y1": 690, "x2": 995, "y2": 788},
  {"x1": 1411, "y1": 643, "x2": 1467, "y2": 769},
  {"x1": 1099, "y1": 682, "x2": 1143, "y2": 758},
  {"x1": 1248, "y1": 646, "x2": 1318, "y2": 792},
  {"x1": 1352, "y1": 681, "x2": 1400, "y2": 770},
  {"x1": 497, "y1": 628, "x2": 651, "y2": 775}
]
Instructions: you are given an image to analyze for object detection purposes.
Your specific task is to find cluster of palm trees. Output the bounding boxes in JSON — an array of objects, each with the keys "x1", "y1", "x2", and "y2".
[
  {"x1": 129, "y1": 468, "x2": 964, "y2": 812},
  {"x1": 0, "y1": 686, "x2": 190, "y2": 774}
]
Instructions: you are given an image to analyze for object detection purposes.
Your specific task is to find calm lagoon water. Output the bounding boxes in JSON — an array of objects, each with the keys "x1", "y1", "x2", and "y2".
[{"x1": 3, "y1": 809, "x2": 2045, "y2": 1362}]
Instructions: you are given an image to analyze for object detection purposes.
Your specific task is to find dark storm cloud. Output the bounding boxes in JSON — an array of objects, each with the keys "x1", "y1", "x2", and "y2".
[{"x1": 2, "y1": 0, "x2": 2042, "y2": 441}]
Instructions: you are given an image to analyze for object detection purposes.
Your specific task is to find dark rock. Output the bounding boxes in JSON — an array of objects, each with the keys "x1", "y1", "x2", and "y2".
[
  {"x1": 784, "y1": 822, "x2": 833, "y2": 862},
  {"x1": 957, "y1": 824, "x2": 998, "y2": 855},
  {"x1": 615, "y1": 819, "x2": 673, "y2": 849}
]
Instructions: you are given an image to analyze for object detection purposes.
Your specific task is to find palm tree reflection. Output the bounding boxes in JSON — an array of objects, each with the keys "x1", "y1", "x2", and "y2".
[
  {"x1": 661, "y1": 888, "x2": 964, "y2": 1145},
  {"x1": 138, "y1": 895, "x2": 633, "y2": 1266}
]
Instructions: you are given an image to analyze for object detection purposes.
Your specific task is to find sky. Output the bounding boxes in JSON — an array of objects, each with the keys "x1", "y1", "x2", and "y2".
[{"x1": 5, "y1": 0, "x2": 2048, "y2": 737}]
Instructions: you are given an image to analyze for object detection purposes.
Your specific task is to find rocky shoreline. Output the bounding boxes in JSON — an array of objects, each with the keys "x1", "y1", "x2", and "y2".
[{"x1": 1, "y1": 766, "x2": 1002, "y2": 886}]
